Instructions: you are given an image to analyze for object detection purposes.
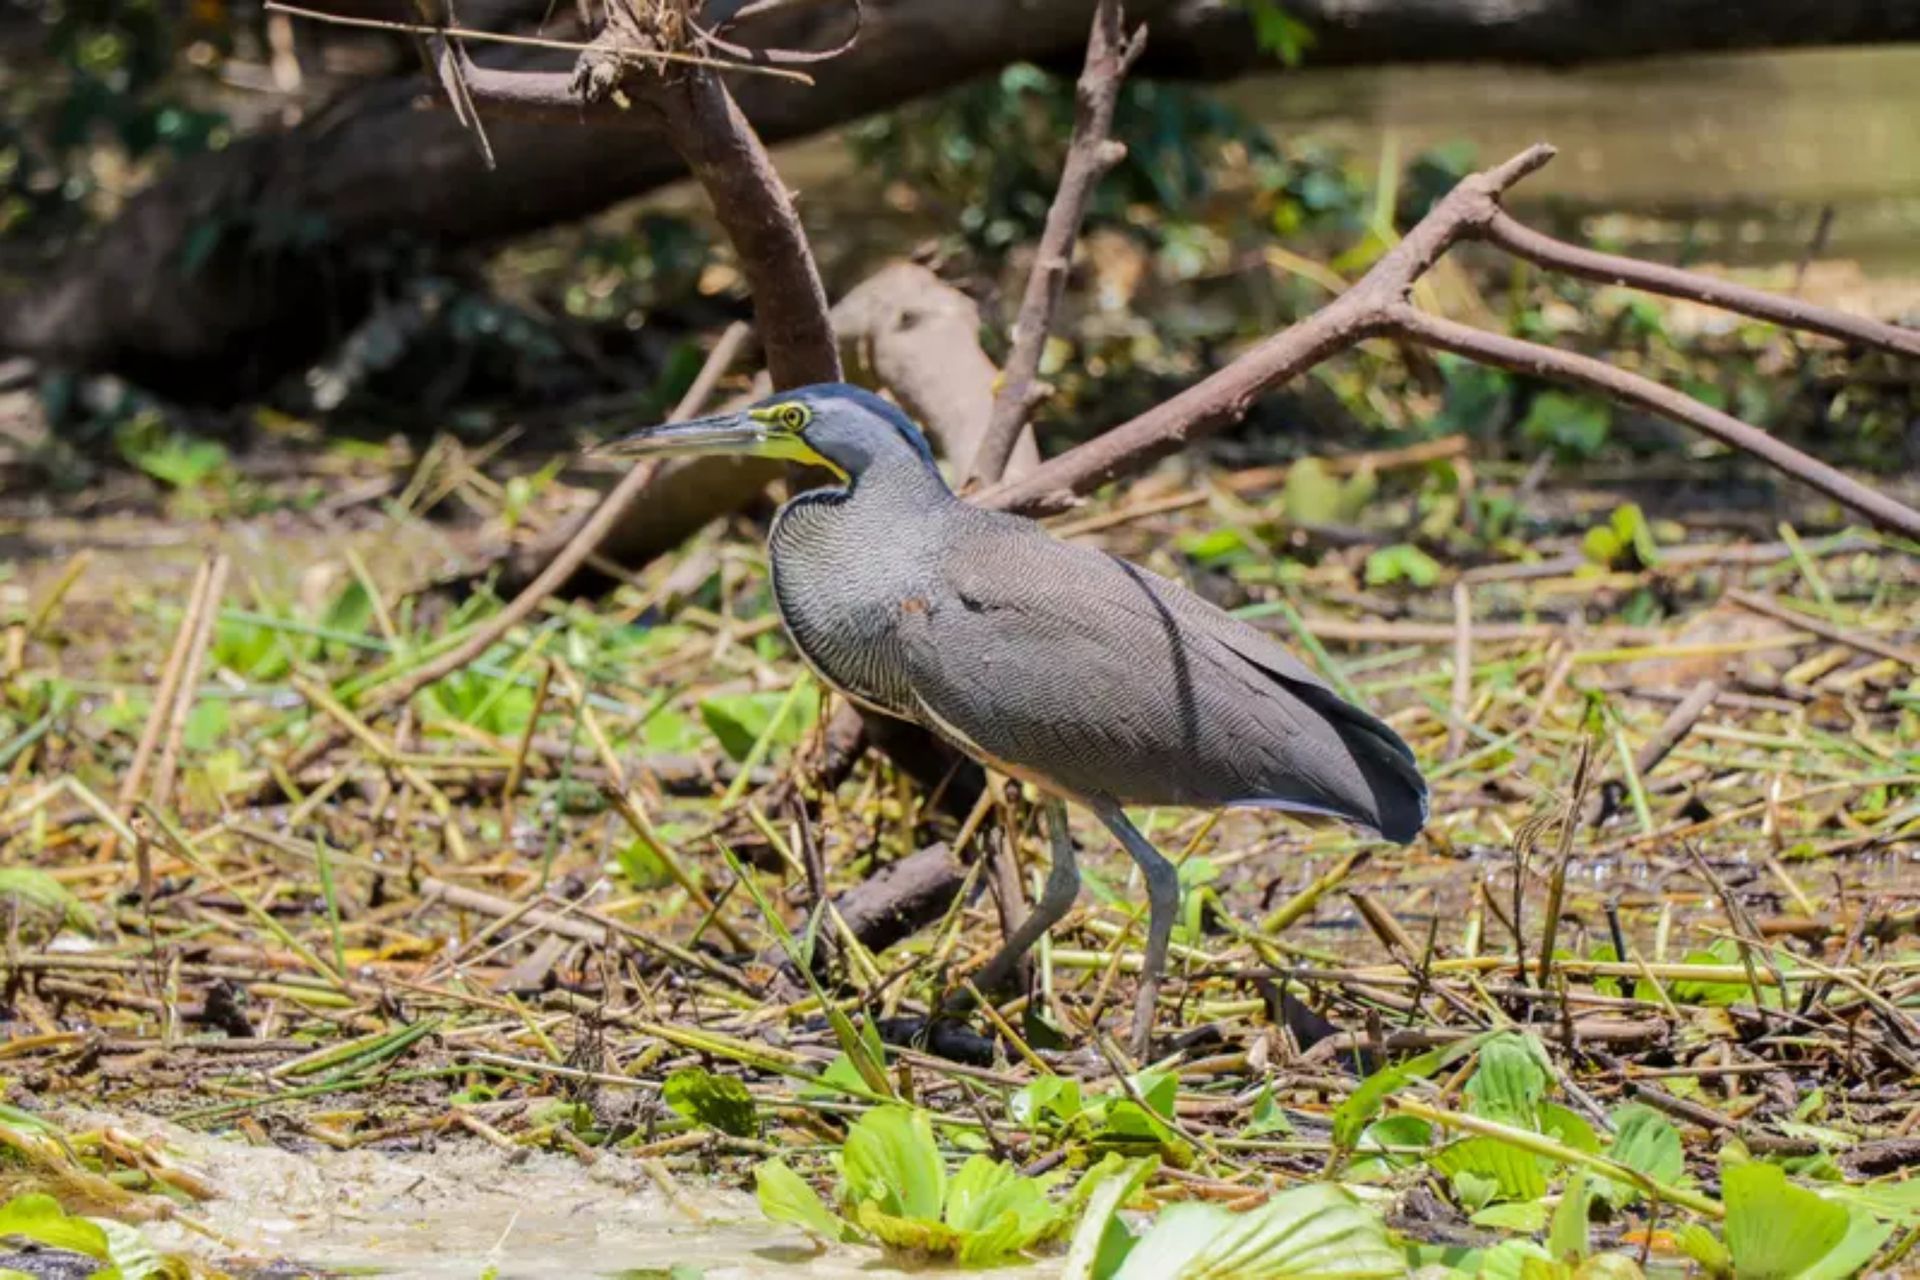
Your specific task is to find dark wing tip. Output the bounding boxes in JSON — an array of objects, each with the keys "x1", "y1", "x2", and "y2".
[{"x1": 1298, "y1": 685, "x2": 1430, "y2": 845}]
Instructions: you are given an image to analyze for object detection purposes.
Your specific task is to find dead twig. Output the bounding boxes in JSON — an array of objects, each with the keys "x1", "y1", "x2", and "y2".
[
  {"x1": 1725, "y1": 589, "x2": 1920, "y2": 670},
  {"x1": 670, "y1": 321, "x2": 752, "y2": 423},
  {"x1": 150, "y1": 555, "x2": 231, "y2": 813},
  {"x1": 117, "y1": 559, "x2": 211, "y2": 817},
  {"x1": 1446, "y1": 582, "x2": 1472, "y2": 760}
]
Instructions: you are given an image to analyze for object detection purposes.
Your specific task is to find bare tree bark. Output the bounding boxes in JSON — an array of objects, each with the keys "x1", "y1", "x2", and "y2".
[{"x1": 1480, "y1": 212, "x2": 1920, "y2": 359}]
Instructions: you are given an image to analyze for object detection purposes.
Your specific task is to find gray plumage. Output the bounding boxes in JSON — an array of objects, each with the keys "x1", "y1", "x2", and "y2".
[
  {"x1": 769, "y1": 388, "x2": 1425, "y2": 843},
  {"x1": 605, "y1": 382, "x2": 1428, "y2": 1052}
]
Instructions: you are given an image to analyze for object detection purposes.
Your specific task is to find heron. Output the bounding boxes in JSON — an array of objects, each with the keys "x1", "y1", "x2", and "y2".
[{"x1": 604, "y1": 383, "x2": 1428, "y2": 1053}]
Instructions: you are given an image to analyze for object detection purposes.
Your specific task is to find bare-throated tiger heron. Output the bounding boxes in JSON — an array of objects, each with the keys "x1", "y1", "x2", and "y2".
[{"x1": 605, "y1": 384, "x2": 1428, "y2": 1053}]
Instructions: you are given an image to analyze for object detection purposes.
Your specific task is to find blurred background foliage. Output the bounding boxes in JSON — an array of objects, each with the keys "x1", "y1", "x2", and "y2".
[
  {"x1": 0, "y1": 0, "x2": 231, "y2": 239},
  {"x1": 2, "y1": 0, "x2": 1915, "y2": 503}
]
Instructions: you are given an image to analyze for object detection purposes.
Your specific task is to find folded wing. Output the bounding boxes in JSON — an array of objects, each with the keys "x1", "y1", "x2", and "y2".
[{"x1": 893, "y1": 516, "x2": 1428, "y2": 843}]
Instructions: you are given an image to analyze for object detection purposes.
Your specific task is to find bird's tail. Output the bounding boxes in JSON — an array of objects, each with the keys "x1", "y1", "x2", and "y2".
[{"x1": 1292, "y1": 685, "x2": 1430, "y2": 845}]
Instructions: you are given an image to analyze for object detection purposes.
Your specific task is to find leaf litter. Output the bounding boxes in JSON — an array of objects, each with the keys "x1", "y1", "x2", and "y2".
[{"x1": 1, "y1": 435, "x2": 1917, "y2": 1279}]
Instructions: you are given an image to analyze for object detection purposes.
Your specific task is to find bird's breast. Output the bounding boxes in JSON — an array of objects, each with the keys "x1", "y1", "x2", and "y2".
[{"x1": 768, "y1": 491, "x2": 928, "y2": 721}]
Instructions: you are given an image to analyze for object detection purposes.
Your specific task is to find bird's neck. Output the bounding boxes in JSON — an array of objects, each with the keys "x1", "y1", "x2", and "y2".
[
  {"x1": 844, "y1": 451, "x2": 957, "y2": 505},
  {"x1": 771, "y1": 452, "x2": 957, "y2": 568},
  {"x1": 768, "y1": 452, "x2": 955, "y2": 720}
]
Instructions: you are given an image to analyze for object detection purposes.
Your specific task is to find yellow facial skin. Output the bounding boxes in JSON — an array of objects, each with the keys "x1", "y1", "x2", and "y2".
[{"x1": 599, "y1": 399, "x2": 845, "y2": 479}]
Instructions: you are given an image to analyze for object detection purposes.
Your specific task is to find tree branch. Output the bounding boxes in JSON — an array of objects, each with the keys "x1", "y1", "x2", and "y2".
[
  {"x1": 1383, "y1": 306, "x2": 1920, "y2": 540},
  {"x1": 967, "y1": 0, "x2": 1146, "y2": 485},
  {"x1": 638, "y1": 66, "x2": 840, "y2": 387},
  {"x1": 979, "y1": 143, "x2": 1920, "y2": 540},
  {"x1": 979, "y1": 144, "x2": 1552, "y2": 512},
  {"x1": 1478, "y1": 210, "x2": 1920, "y2": 360}
]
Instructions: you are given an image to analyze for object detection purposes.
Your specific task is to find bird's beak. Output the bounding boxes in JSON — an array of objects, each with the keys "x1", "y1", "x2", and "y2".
[{"x1": 595, "y1": 411, "x2": 767, "y2": 459}]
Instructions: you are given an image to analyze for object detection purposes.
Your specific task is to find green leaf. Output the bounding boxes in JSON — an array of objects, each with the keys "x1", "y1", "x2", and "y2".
[
  {"x1": 945, "y1": 1155, "x2": 1065, "y2": 1265},
  {"x1": 1363, "y1": 543, "x2": 1442, "y2": 588},
  {"x1": 1723, "y1": 1163, "x2": 1849, "y2": 1280},
  {"x1": 115, "y1": 421, "x2": 229, "y2": 489},
  {"x1": 1820, "y1": 1176, "x2": 1920, "y2": 1226},
  {"x1": 662, "y1": 1068, "x2": 757, "y2": 1138},
  {"x1": 1597, "y1": 1104, "x2": 1684, "y2": 1210},
  {"x1": 1131, "y1": 1070, "x2": 1178, "y2": 1120},
  {"x1": 801, "y1": 1053, "x2": 872, "y2": 1100},
  {"x1": 1472, "y1": 1201, "x2": 1550, "y2": 1233},
  {"x1": 1581, "y1": 526, "x2": 1625, "y2": 568},
  {"x1": 855, "y1": 1202, "x2": 961, "y2": 1254},
  {"x1": 1092, "y1": 1098, "x2": 1194, "y2": 1168},
  {"x1": 1612, "y1": 503, "x2": 1661, "y2": 567},
  {"x1": 1434, "y1": 1136, "x2": 1550, "y2": 1204},
  {"x1": 1347, "y1": 1114, "x2": 1433, "y2": 1183},
  {"x1": 639, "y1": 706, "x2": 706, "y2": 755},
  {"x1": 1548, "y1": 1171, "x2": 1591, "y2": 1264},
  {"x1": 1108, "y1": 1183, "x2": 1402, "y2": 1279},
  {"x1": 1793, "y1": 1207, "x2": 1893, "y2": 1280},
  {"x1": 1332, "y1": 1031, "x2": 1491, "y2": 1154},
  {"x1": 612, "y1": 838, "x2": 674, "y2": 891},
  {"x1": 1244, "y1": 1083, "x2": 1294, "y2": 1137},
  {"x1": 1282, "y1": 457, "x2": 1343, "y2": 526},
  {"x1": 1012, "y1": 1075, "x2": 1084, "y2": 1129},
  {"x1": 1474, "y1": 1239, "x2": 1556, "y2": 1280},
  {"x1": 1583, "y1": 504, "x2": 1661, "y2": 570},
  {"x1": 1245, "y1": 0, "x2": 1316, "y2": 65},
  {"x1": 1539, "y1": 1104, "x2": 1600, "y2": 1155},
  {"x1": 1678, "y1": 1223, "x2": 1732, "y2": 1277},
  {"x1": 755, "y1": 1159, "x2": 856, "y2": 1244},
  {"x1": 1060, "y1": 1157, "x2": 1157, "y2": 1280},
  {"x1": 1176, "y1": 526, "x2": 1256, "y2": 566},
  {"x1": 1667, "y1": 943, "x2": 1752, "y2": 1005},
  {"x1": 841, "y1": 1105, "x2": 944, "y2": 1224},
  {"x1": 98, "y1": 1217, "x2": 174, "y2": 1280},
  {"x1": 0, "y1": 1193, "x2": 112, "y2": 1260},
  {"x1": 1463, "y1": 1033, "x2": 1551, "y2": 1129},
  {"x1": 698, "y1": 686, "x2": 819, "y2": 762},
  {"x1": 0, "y1": 869, "x2": 92, "y2": 934},
  {"x1": 1520, "y1": 391, "x2": 1611, "y2": 460}
]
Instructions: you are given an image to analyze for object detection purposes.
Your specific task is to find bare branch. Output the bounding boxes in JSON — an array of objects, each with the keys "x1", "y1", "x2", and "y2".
[
  {"x1": 980, "y1": 145, "x2": 1553, "y2": 512},
  {"x1": 670, "y1": 320, "x2": 753, "y2": 422},
  {"x1": 980, "y1": 142, "x2": 1920, "y2": 540},
  {"x1": 1479, "y1": 210, "x2": 1920, "y2": 360},
  {"x1": 1384, "y1": 306, "x2": 1920, "y2": 541},
  {"x1": 967, "y1": 0, "x2": 1146, "y2": 486}
]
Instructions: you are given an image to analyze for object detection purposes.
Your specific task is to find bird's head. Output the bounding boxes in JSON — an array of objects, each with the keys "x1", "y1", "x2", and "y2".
[{"x1": 599, "y1": 382, "x2": 938, "y2": 482}]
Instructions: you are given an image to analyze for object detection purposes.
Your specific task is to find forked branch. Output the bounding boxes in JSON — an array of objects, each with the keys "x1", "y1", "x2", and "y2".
[{"x1": 982, "y1": 144, "x2": 1920, "y2": 539}]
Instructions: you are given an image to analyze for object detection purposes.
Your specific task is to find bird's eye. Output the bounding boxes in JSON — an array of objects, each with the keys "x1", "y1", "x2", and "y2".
[{"x1": 781, "y1": 404, "x2": 810, "y2": 431}]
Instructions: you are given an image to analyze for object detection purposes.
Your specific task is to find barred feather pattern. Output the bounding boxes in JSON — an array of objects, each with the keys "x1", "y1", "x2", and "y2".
[{"x1": 767, "y1": 448, "x2": 1429, "y2": 844}]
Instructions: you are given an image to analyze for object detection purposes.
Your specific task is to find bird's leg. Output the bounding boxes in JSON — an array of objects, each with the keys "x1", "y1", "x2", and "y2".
[
  {"x1": 971, "y1": 796, "x2": 1080, "y2": 994},
  {"x1": 1091, "y1": 799, "x2": 1179, "y2": 1059}
]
